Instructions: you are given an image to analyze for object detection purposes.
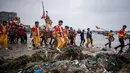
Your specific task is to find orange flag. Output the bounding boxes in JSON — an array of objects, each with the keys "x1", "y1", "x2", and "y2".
[{"x1": 96, "y1": 25, "x2": 100, "y2": 29}]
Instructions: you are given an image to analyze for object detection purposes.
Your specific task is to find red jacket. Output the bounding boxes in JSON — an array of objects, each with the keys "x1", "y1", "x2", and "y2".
[
  {"x1": 118, "y1": 29, "x2": 126, "y2": 38},
  {"x1": 54, "y1": 25, "x2": 63, "y2": 37},
  {"x1": 63, "y1": 29, "x2": 69, "y2": 37},
  {"x1": 32, "y1": 25, "x2": 40, "y2": 36},
  {"x1": 18, "y1": 28, "x2": 25, "y2": 35},
  {"x1": 42, "y1": 29, "x2": 45, "y2": 33}
]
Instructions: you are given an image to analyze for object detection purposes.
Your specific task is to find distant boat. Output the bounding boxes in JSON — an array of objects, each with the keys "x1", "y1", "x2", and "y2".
[{"x1": 97, "y1": 31, "x2": 108, "y2": 36}]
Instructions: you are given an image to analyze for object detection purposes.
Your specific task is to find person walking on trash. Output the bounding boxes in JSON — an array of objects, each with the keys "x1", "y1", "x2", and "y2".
[
  {"x1": 54, "y1": 20, "x2": 64, "y2": 52},
  {"x1": 105, "y1": 30, "x2": 114, "y2": 48},
  {"x1": 115, "y1": 25, "x2": 127, "y2": 53},
  {"x1": 0, "y1": 21, "x2": 8, "y2": 50},
  {"x1": 80, "y1": 30, "x2": 85, "y2": 47},
  {"x1": 86, "y1": 28, "x2": 93, "y2": 48},
  {"x1": 31, "y1": 21, "x2": 40, "y2": 49},
  {"x1": 63, "y1": 26, "x2": 71, "y2": 47}
]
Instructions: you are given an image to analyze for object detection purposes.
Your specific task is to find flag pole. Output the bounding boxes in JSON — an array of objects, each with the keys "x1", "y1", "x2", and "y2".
[
  {"x1": 42, "y1": 1, "x2": 44, "y2": 15},
  {"x1": 41, "y1": 1, "x2": 48, "y2": 41},
  {"x1": 41, "y1": 1, "x2": 45, "y2": 21},
  {"x1": 96, "y1": 25, "x2": 108, "y2": 31}
]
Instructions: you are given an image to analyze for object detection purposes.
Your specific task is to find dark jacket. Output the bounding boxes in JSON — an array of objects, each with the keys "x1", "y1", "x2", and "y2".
[{"x1": 80, "y1": 32, "x2": 84, "y2": 39}]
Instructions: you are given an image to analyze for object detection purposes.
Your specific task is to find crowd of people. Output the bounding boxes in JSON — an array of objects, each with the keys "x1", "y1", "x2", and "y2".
[
  {"x1": 31, "y1": 20, "x2": 77, "y2": 52},
  {"x1": 0, "y1": 17, "x2": 129, "y2": 53},
  {"x1": 30, "y1": 19, "x2": 128, "y2": 53},
  {"x1": 0, "y1": 17, "x2": 27, "y2": 50}
]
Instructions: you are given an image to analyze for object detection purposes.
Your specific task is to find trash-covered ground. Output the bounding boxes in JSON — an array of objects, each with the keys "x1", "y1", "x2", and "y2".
[{"x1": 0, "y1": 46, "x2": 130, "y2": 73}]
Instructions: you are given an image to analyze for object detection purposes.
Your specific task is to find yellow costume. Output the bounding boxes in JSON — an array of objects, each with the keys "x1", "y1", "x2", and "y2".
[
  {"x1": 87, "y1": 38, "x2": 91, "y2": 44},
  {"x1": 32, "y1": 25, "x2": 40, "y2": 47},
  {"x1": 63, "y1": 29, "x2": 70, "y2": 46},
  {"x1": 86, "y1": 31, "x2": 93, "y2": 48},
  {"x1": 0, "y1": 24, "x2": 8, "y2": 48},
  {"x1": 55, "y1": 25, "x2": 64, "y2": 49},
  {"x1": 108, "y1": 32, "x2": 113, "y2": 39}
]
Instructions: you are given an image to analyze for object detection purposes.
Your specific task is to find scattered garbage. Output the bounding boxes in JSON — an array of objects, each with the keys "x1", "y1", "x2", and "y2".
[
  {"x1": 1, "y1": 46, "x2": 130, "y2": 73},
  {"x1": 56, "y1": 47, "x2": 86, "y2": 60},
  {"x1": 34, "y1": 69, "x2": 43, "y2": 73}
]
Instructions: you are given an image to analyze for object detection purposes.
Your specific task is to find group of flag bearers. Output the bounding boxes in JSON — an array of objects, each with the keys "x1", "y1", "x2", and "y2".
[
  {"x1": 31, "y1": 20, "x2": 77, "y2": 52},
  {"x1": 31, "y1": 8, "x2": 78, "y2": 52},
  {"x1": 31, "y1": 12, "x2": 128, "y2": 53},
  {"x1": 0, "y1": 9, "x2": 128, "y2": 54},
  {"x1": 0, "y1": 17, "x2": 20, "y2": 50}
]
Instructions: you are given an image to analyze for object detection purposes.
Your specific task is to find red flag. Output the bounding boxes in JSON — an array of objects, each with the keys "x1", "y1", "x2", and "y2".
[{"x1": 41, "y1": 1, "x2": 45, "y2": 19}]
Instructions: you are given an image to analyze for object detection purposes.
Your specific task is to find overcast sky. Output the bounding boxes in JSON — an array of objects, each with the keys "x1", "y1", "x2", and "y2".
[{"x1": 0, "y1": 0, "x2": 130, "y2": 30}]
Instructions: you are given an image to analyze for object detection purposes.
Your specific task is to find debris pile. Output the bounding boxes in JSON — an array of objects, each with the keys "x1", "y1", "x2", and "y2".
[
  {"x1": 1, "y1": 47, "x2": 130, "y2": 73},
  {"x1": 31, "y1": 51, "x2": 56, "y2": 62},
  {"x1": 56, "y1": 47, "x2": 87, "y2": 60}
]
